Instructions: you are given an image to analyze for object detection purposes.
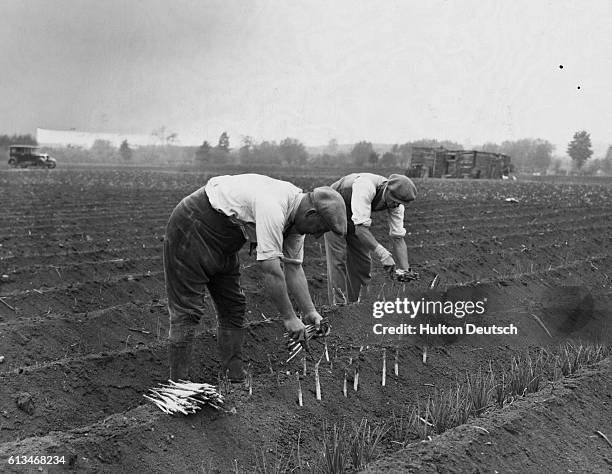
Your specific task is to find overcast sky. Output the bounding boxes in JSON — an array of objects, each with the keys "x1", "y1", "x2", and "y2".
[{"x1": 1, "y1": 0, "x2": 611, "y2": 155}]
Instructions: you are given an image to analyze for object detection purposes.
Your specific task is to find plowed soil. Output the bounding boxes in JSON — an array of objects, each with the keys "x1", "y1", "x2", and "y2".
[{"x1": 0, "y1": 167, "x2": 610, "y2": 473}]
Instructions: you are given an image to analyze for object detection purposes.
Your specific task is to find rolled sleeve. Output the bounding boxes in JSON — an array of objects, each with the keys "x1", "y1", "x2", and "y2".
[
  {"x1": 388, "y1": 205, "x2": 407, "y2": 237},
  {"x1": 281, "y1": 233, "x2": 304, "y2": 265},
  {"x1": 351, "y1": 177, "x2": 377, "y2": 227}
]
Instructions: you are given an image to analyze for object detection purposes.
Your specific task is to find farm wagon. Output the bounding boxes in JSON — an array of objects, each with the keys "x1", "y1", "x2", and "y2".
[{"x1": 406, "y1": 147, "x2": 511, "y2": 179}]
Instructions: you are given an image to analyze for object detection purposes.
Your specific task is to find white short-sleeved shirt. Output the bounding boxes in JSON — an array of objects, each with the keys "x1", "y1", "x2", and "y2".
[
  {"x1": 350, "y1": 173, "x2": 406, "y2": 238},
  {"x1": 205, "y1": 174, "x2": 305, "y2": 263}
]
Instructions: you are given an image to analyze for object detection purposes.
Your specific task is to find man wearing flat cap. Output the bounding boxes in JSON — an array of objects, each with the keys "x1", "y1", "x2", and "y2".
[
  {"x1": 164, "y1": 174, "x2": 347, "y2": 382},
  {"x1": 324, "y1": 173, "x2": 417, "y2": 305}
]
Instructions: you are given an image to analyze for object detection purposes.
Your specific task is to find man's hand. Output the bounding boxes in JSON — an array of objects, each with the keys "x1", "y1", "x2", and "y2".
[
  {"x1": 303, "y1": 310, "x2": 331, "y2": 336},
  {"x1": 303, "y1": 310, "x2": 323, "y2": 330},
  {"x1": 381, "y1": 253, "x2": 396, "y2": 275},
  {"x1": 284, "y1": 315, "x2": 307, "y2": 343},
  {"x1": 374, "y1": 243, "x2": 395, "y2": 275}
]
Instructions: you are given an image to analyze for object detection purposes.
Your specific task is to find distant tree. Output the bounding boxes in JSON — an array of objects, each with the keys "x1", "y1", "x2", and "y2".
[
  {"x1": 238, "y1": 136, "x2": 254, "y2": 163},
  {"x1": 380, "y1": 151, "x2": 398, "y2": 167},
  {"x1": 583, "y1": 146, "x2": 612, "y2": 176},
  {"x1": 311, "y1": 151, "x2": 352, "y2": 167},
  {"x1": 532, "y1": 140, "x2": 554, "y2": 171},
  {"x1": 350, "y1": 141, "x2": 374, "y2": 166},
  {"x1": 602, "y1": 146, "x2": 612, "y2": 174},
  {"x1": 90, "y1": 139, "x2": 117, "y2": 162},
  {"x1": 368, "y1": 150, "x2": 379, "y2": 167},
  {"x1": 195, "y1": 140, "x2": 212, "y2": 162},
  {"x1": 567, "y1": 130, "x2": 593, "y2": 170},
  {"x1": 326, "y1": 138, "x2": 339, "y2": 155},
  {"x1": 493, "y1": 138, "x2": 554, "y2": 172},
  {"x1": 252, "y1": 141, "x2": 282, "y2": 164},
  {"x1": 549, "y1": 158, "x2": 564, "y2": 175},
  {"x1": 217, "y1": 131, "x2": 230, "y2": 152},
  {"x1": 311, "y1": 153, "x2": 335, "y2": 166},
  {"x1": 0, "y1": 133, "x2": 37, "y2": 149},
  {"x1": 583, "y1": 158, "x2": 602, "y2": 175},
  {"x1": 397, "y1": 143, "x2": 412, "y2": 166},
  {"x1": 119, "y1": 140, "x2": 132, "y2": 160},
  {"x1": 279, "y1": 137, "x2": 308, "y2": 166}
]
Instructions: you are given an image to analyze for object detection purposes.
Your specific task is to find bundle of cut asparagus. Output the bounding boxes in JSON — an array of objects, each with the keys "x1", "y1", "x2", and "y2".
[
  {"x1": 144, "y1": 380, "x2": 224, "y2": 415},
  {"x1": 395, "y1": 268, "x2": 420, "y2": 282},
  {"x1": 285, "y1": 318, "x2": 330, "y2": 363}
]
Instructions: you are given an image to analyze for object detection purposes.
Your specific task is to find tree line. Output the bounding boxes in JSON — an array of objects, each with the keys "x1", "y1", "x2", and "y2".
[
  {"x1": 195, "y1": 133, "x2": 466, "y2": 168},
  {"x1": 2, "y1": 129, "x2": 611, "y2": 175},
  {"x1": 0, "y1": 134, "x2": 37, "y2": 148}
]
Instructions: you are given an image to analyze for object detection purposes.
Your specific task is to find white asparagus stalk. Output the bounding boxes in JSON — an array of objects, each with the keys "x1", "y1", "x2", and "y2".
[
  {"x1": 343, "y1": 369, "x2": 347, "y2": 398},
  {"x1": 303, "y1": 356, "x2": 307, "y2": 376},
  {"x1": 382, "y1": 348, "x2": 387, "y2": 387},
  {"x1": 297, "y1": 372, "x2": 303, "y2": 407},
  {"x1": 325, "y1": 340, "x2": 330, "y2": 362},
  {"x1": 422, "y1": 346, "x2": 428, "y2": 365},
  {"x1": 315, "y1": 360, "x2": 322, "y2": 401},
  {"x1": 353, "y1": 366, "x2": 359, "y2": 392},
  {"x1": 145, "y1": 381, "x2": 224, "y2": 415},
  {"x1": 394, "y1": 348, "x2": 399, "y2": 376},
  {"x1": 247, "y1": 363, "x2": 253, "y2": 395}
]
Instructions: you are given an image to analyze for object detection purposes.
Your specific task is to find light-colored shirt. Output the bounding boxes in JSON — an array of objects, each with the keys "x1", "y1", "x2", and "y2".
[
  {"x1": 205, "y1": 174, "x2": 305, "y2": 263},
  {"x1": 350, "y1": 173, "x2": 406, "y2": 237}
]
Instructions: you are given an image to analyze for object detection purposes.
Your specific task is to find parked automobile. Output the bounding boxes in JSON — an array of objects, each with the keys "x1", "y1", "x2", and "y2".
[{"x1": 8, "y1": 145, "x2": 57, "y2": 168}]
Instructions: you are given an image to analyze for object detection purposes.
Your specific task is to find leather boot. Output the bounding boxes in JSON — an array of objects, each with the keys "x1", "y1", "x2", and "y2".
[
  {"x1": 217, "y1": 327, "x2": 247, "y2": 383},
  {"x1": 168, "y1": 332, "x2": 194, "y2": 381}
]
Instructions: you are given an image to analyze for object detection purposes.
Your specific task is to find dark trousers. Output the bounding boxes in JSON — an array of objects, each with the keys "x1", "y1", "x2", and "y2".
[
  {"x1": 163, "y1": 188, "x2": 246, "y2": 341},
  {"x1": 325, "y1": 226, "x2": 372, "y2": 304}
]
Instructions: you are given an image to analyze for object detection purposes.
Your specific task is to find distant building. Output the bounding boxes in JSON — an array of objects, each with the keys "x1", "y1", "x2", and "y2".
[{"x1": 36, "y1": 128, "x2": 159, "y2": 148}]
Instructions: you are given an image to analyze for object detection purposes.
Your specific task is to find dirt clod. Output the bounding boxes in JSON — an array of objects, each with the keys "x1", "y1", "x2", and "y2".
[{"x1": 16, "y1": 392, "x2": 35, "y2": 415}]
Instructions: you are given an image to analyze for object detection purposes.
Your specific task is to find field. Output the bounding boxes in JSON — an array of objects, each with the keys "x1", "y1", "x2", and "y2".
[{"x1": 0, "y1": 166, "x2": 611, "y2": 473}]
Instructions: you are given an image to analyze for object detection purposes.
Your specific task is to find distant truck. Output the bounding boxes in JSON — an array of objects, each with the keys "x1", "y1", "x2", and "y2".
[{"x1": 8, "y1": 145, "x2": 57, "y2": 169}]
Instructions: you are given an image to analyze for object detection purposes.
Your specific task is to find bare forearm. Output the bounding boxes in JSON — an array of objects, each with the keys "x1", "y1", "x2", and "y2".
[
  {"x1": 284, "y1": 264, "x2": 316, "y2": 314},
  {"x1": 261, "y1": 260, "x2": 297, "y2": 320}
]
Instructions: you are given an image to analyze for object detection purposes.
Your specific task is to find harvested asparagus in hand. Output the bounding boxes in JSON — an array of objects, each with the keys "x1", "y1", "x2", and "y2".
[
  {"x1": 144, "y1": 380, "x2": 224, "y2": 415},
  {"x1": 284, "y1": 318, "x2": 331, "y2": 362}
]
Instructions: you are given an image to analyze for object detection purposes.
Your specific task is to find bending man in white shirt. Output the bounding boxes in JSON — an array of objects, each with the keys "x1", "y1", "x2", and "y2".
[
  {"x1": 163, "y1": 174, "x2": 347, "y2": 382},
  {"x1": 324, "y1": 173, "x2": 417, "y2": 305}
]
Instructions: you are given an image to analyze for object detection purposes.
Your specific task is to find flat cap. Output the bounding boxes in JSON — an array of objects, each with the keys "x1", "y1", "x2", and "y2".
[
  {"x1": 311, "y1": 186, "x2": 347, "y2": 236},
  {"x1": 386, "y1": 174, "x2": 417, "y2": 205}
]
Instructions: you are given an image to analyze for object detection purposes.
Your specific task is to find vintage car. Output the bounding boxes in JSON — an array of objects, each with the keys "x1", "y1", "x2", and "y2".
[{"x1": 8, "y1": 145, "x2": 57, "y2": 168}]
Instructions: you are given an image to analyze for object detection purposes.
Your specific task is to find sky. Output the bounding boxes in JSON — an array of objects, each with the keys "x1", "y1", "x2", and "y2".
[{"x1": 1, "y1": 0, "x2": 612, "y2": 155}]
